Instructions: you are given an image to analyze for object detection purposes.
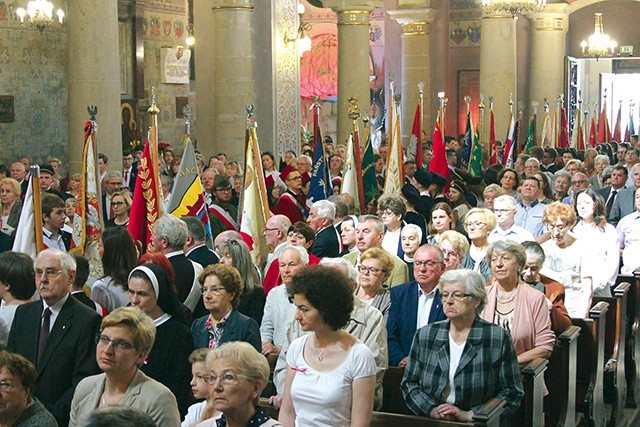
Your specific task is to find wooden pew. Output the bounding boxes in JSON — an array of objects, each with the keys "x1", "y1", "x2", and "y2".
[
  {"x1": 381, "y1": 366, "x2": 411, "y2": 414},
  {"x1": 519, "y1": 358, "x2": 548, "y2": 427},
  {"x1": 594, "y1": 282, "x2": 629, "y2": 426},
  {"x1": 262, "y1": 353, "x2": 279, "y2": 398},
  {"x1": 544, "y1": 325, "x2": 580, "y2": 427},
  {"x1": 572, "y1": 301, "x2": 609, "y2": 427},
  {"x1": 259, "y1": 397, "x2": 506, "y2": 427},
  {"x1": 616, "y1": 274, "x2": 640, "y2": 408}
]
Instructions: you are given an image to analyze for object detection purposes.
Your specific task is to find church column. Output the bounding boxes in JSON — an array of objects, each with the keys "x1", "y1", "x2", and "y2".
[
  {"x1": 324, "y1": 1, "x2": 383, "y2": 147},
  {"x1": 67, "y1": 0, "x2": 121, "y2": 174},
  {"x1": 194, "y1": 0, "x2": 217, "y2": 160},
  {"x1": 211, "y1": 0, "x2": 255, "y2": 162},
  {"x1": 388, "y1": 7, "x2": 437, "y2": 144},
  {"x1": 479, "y1": 11, "x2": 517, "y2": 141},
  {"x1": 529, "y1": 4, "x2": 569, "y2": 113}
]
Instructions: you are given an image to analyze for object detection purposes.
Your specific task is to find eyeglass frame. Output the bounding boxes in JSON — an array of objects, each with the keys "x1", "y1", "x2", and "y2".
[{"x1": 95, "y1": 334, "x2": 136, "y2": 351}]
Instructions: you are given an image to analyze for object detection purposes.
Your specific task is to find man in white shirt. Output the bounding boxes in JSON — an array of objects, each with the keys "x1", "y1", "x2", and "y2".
[
  {"x1": 617, "y1": 187, "x2": 640, "y2": 275},
  {"x1": 489, "y1": 195, "x2": 535, "y2": 243}
]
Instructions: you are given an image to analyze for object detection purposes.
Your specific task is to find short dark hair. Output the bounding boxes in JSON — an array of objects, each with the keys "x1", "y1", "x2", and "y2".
[
  {"x1": 612, "y1": 164, "x2": 629, "y2": 177},
  {"x1": 83, "y1": 407, "x2": 156, "y2": 427},
  {"x1": 198, "y1": 264, "x2": 243, "y2": 307},
  {"x1": 0, "y1": 252, "x2": 35, "y2": 300},
  {"x1": 71, "y1": 254, "x2": 90, "y2": 289},
  {"x1": 122, "y1": 149, "x2": 133, "y2": 157},
  {"x1": 182, "y1": 216, "x2": 207, "y2": 242},
  {"x1": 0, "y1": 351, "x2": 36, "y2": 395},
  {"x1": 42, "y1": 193, "x2": 64, "y2": 216},
  {"x1": 290, "y1": 265, "x2": 354, "y2": 331},
  {"x1": 288, "y1": 221, "x2": 315, "y2": 244},
  {"x1": 98, "y1": 153, "x2": 109, "y2": 164}
]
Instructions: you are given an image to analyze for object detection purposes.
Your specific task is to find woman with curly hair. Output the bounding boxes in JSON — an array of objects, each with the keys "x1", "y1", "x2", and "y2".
[
  {"x1": 92, "y1": 226, "x2": 138, "y2": 312},
  {"x1": 279, "y1": 265, "x2": 376, "y2": 427}
]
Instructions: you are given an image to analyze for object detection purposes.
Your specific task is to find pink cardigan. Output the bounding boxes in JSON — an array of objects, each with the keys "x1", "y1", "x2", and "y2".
[{"x1": 482, "y1": 282, "x2": 555, "y2": 356}]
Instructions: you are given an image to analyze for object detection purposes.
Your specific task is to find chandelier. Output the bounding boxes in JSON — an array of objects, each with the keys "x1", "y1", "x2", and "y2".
[
  {"x1": 15, "y1": 0, "x2": 64, "y2": 33},
  {"x1": 581, "y1": 13, "x2": 617, "y2": 60},
  {"x1": 481, "y1": 0, "x2": 546, "y2": 17}
]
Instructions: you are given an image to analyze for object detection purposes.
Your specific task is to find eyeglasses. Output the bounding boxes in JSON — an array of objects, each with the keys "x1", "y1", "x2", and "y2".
[
  {"x1": 358, "y1": 265, "x2": 384, "y2": 275},
  {"x1": 378, "y1": 210, "x2": 396, "y2": 217},
  {"x1": 0, "y1": 382, "x2": 15, "y2": 392},
  {"x1": 493, "y1": 209, "x2": 515, "y2": 214},
  {"x1": 95, "y1": 334, "x2": 135, "y2": 351},
  {"x1": 286, "y1": 176, "x2": 302, "y2": 181},
  {"x1": 441, "y1": 291, "x2": 472, "y2": 301},
  {"x1": 414, "y1": 260, "x2": 443, "y2": 268},
  {"x1": 442, "y1": 250, "x2": 459, "y2": 259},
  {"x1": 202, "y1": 371, "x2": 252, "y2": 385},
  {"x1": 201, "y1": 286, "x2": 226, "y2": 295},
  {"x1": 111, "y1": 201, "x2": 126, "y2": 206},
  {"x1": 465, "y1": 221, "x2": 486, "y2": 230},
  {"x1": 34, "y1": 268, "x2": 63, "y2": 279}
]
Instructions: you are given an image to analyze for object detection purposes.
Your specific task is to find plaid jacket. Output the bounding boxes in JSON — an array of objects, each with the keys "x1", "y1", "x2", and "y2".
[{"x1": 401, "y1": 317, "x2": 523, "y2": 417}]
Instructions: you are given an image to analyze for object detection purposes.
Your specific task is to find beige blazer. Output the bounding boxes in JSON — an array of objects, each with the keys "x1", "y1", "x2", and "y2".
[{"x1": 69, "y1": 370, "x2": 181, "y2": 427}]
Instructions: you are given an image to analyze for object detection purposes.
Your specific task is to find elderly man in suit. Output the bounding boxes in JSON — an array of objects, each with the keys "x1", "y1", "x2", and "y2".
[
  {"x1": 387, "y1": 244, "x2": 446, "y2": 367},
  {"x1": 183, "y1": 216, "x2": 218, "y2": 268},
  {"x1": 342, "y1": 215, "x2": 408, "y2": 287},
  {"x1": 598, "y1": 165, "x2": 627, "y2": 218},
  {"x1": 610, "y1": 163, "x2": 640, "y2": 226},
  {"x1": 308, "y1": 199, "x2": 342, "y2": 258},
  {"x1": 8, "y1": 249, "x2": 101, "y2": 426}
]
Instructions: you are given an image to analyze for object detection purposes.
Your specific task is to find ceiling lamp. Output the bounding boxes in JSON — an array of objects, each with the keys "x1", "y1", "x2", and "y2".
[
  {"x1": 16, "y1": 0, "x2": 64, "y2": 33},
  {"x1": 481, "y1": 0, "x2": 546, "y2": 17},
  {"x1": 581, "y1": 13, "x2": 617, "y2": 60}
]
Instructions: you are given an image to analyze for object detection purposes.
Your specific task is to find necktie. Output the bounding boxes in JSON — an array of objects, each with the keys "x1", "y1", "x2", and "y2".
[
  {"x1": 38, "y1": 308, "x2": 52, "y2": 363},
  {"x1": 606, "y1": 189, "x2": 617, "y2": 217},
  {"x1": 124, "y1": 170, "x2": 130, "y2": 185}
]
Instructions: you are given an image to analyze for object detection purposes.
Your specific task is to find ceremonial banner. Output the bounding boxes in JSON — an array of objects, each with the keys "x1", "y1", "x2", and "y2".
[
  {"x1": 589, "y1": 116, "x2": 597, "y2": 148},
  {"x1": 384, "y1": 107, "x2": 404, "y2": 194},
  {"x1": 408, "y1": 102, "x2": 422, "y2": 166},
  {"x1": 429, "y1": 115, "x2": 450, "y2": 180},
  {"x1": 460, "y1": 111, "x2": 473, "y2": 170},
  {"x1": 341, "y1": 135, "x2": 359, "y2": 207},
  {"x1": 12, "y1": 166, "x2": 42, "y2": 258},
  {"x1": 524, "y1": 115, "x2": 535, "y2": 154},
  {"x1": 128, "y1": 139, "x2": 162, "y2": 253},
  {"x1": 308, "y1": 126, "x2": 332, "y2": 203},
  {"x1": 469, "y1": 126, "x2": 483, "y2": 177},
  {"x1": 361, "y1": 135, "x2": 378, "y2": 209},
  {"x1": 570, "y1": 107, "x2": 583, "y2": 150},
  {"x1": 558, "y1": 107, "x2": 569, "y2": 149},
  {"x1": 503, "y1": 113, "x2": 517, "y2": 168},
  {"x1": 167, "y1": 138, "x2": 214, "y2": 245},
  {"x1": 613, "y1": 103, "x2": 622, "y2": 142},
  {"x1": 540, "y1": 111, "x2": 550, "y2": 148},
  {"x1": 239, "y1": 124, "x2": 270, "y2": 267},
  {"x1": 598, "y1": 103, "x2": 611, "y2": 143}
]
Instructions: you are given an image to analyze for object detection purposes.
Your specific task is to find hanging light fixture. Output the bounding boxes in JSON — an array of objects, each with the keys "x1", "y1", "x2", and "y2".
[
  {"x1": 581, "y1": 13, "x2": 617, "y2": 60},
  {"x1": 15, "y1": 0, "x2": 64, "y2": 33},
  {"x1": 481, "y1": 0, "x2": 546, "y2": 17},
  {"x1": 185, "y1": 23, "x2": 195, "y2": 47}
]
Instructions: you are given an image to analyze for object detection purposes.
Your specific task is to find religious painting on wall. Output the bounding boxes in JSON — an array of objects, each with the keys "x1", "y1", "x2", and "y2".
[{"x1": 121, "y1": 100, "x2": 140, "y2": 151}]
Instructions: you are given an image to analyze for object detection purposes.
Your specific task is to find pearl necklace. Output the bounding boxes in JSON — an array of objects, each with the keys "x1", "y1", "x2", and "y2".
[{"x1": 497, "y1": 287, "x2": 518, "y2": 304}]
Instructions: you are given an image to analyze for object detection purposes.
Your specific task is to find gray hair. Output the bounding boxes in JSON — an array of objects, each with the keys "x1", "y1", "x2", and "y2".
[
  {"x1": 105, "y1": 170, "x2": 122, "y2": 181},
  {"x1": 319, "y1": 257, "x2": 358, "y2": 283},
  {"x1": 486, "y1": 240, "x2": 527, "y2": 270},
  {"x1": 182, "y1": 216, "x2": 206, "y2": 242},
  {"x1": 358, "y1": 214, "x2": 384, "y2": 233},
  {"x1": 493, "y1": 195, "x2": 517, "y2": 209},
  {"x1": 438, "y1": 269, "x2": 487, "y2": 314},
  {"x1": 279, "y1": 244, "x2": 310, "y2": 265},
  {"x1": 154, "y1": 215, "x2": 188, "y2": 250},
  {"x1": 402, "y1": 224, "x2": 423, "y2": 243},
  {"x1": 378, "y1": 193, "x2": 407, "y2": 217},
  {"x1": 521, "y1": 240, "x2": 545, "y2": 265},
  {"x1": 553, "y1": 169, "x2": 571, "y2": 184},
  {"x1": 312, "y1": 200, "x2": 336, "y2": 222},
  {"x1": 594, "y1": 154, "x2": 610, "y2": 166},
  {"x1": 160, "y1": 174, "x2": 173, "y2": 187},
  {"x1": 35, "y1": 249, "x2": 76, "y2": 272}
]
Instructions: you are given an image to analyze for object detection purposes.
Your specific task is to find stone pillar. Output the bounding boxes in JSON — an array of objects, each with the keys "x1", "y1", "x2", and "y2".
[
  {"x1": 67, "y1": 0, "x2": 121, "y2": 174},
  {"x1": 479, "y1": 12, "x2": 517, "y2": 141},
  {"x1": 193, "y1": 0, "x2": 217, "y2": 159},
  {"x1": 211, "y1": 0, "x2": 255, "y2": 162},
  {"x1": 529, "y1": 4, "x2": 569, "y2": 116},
  {"x1": 324, "y1": 1, "x2": 383, "y2": 146},
  {"x1": 387, "y1": 7, "x2": 436, "y2": 144}
]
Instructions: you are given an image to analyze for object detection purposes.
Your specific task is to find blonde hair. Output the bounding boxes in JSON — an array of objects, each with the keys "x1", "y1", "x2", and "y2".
[
  {"x1": 101, "y1": 307, "x2": 156, "y2": 355},
  {"x1": 360, "y1": 247, "x2": 393, "y2": 274}
]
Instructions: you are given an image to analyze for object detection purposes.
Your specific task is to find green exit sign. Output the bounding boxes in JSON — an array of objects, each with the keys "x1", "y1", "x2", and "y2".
[{"x1": 620, "y1": 45, "x2": 634, "y2": 55}]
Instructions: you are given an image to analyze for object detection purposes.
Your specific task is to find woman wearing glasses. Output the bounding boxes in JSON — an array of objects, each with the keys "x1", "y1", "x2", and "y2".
[
  {"x1": 401, "y1": 269, "x2": 523, "y2": 421},
  {"x1": 378, "y1": 194, "x2": 406, "y2": 258},
  {"x1": 127, "y1": 264, "x2": 194, "y2": 417},
  {"x1": 540, "y1": 202, "x2": 591, "y2": 318},
  {"x1": 69, "y1": 307, "x2": 181, "y2": 426},
  {"x1": 279, "y1": 266, "x2": 376, "y2": 427},
  {"x1": 104, "y1": 190, "x2": 131, "y2": 228},
  {"x1": 460, "y1": 208, "x2": 497, "y2": 282},
  {"x1": 195, "y1": 342, "x2": 281, "y2": 427},
  {"x1": 438, "y1": 230, "x2": 469, "y2": 272},
  {"x1": 190, "y1": 264, "x2": 261, "y2": 353},
  {"x1": 355, "y1": 248, "x2": 392, "y2": 321},
  {"x1": 481, "y1": 241, "x2": 554, "y2": 367}
]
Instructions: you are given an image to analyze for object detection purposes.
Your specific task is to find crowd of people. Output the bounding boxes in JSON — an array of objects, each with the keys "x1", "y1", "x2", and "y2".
[{"x1": 0, "y1": 133, "x2": 638, "y2": 425}]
